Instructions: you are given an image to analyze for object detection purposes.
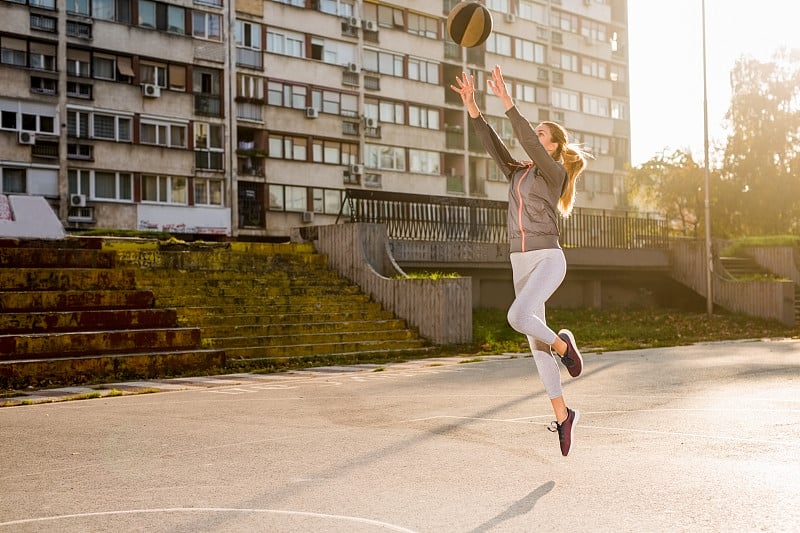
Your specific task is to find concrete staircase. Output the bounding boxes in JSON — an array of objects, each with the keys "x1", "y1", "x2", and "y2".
[
  {"x1": 111, "y1": 241, "x2": 431, "y2": 371},
  {"x1": 0, "y1": 238, "x2": 224, "y2": 389},
  {"x1": 720, "y1": 255, "x2": 800, "y2": 323},
  {"x1": 1, "y1": 238, "x2": 431, "y2": 390}
]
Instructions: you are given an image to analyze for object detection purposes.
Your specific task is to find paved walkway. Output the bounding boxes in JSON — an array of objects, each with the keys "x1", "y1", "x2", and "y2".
[{"x1": 1, "y1": 339, "x2": 798, "y2": 532}]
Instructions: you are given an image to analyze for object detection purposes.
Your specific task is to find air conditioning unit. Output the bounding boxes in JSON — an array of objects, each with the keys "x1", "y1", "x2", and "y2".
[
  {"x1": 347, "y1": 62, "x2": 360, "y2": 73},
  {"x1": 504, "y1": 13, "x2": 516, "y2": 23},
  {"x1": 349, "y1": 163, "x2": 364, "y2": 175},
  {"x1": 302, "y1": 211, "x2": 315, "y2": 223},
  {"x1": 347, "y1": 16, "x2": 361, "y2": 28},
  {"x1": 18, "y1": 131, "x2": 35, "y2": 145},
  {"x1": 305, "y1": 107, "x2": 319, "y2": 118},
  {"x1": 364, "y1": 20, "x2": 378, "y2": 32},
  {"x1": 142, "y1": 83, "x2": 161, "y2": 98},
  {"x1": 70, "y1": 193, "x2": 87, "y2": 207},
  {"x1": 364, "y1": 117, "x2": 377, "y2": 128}
]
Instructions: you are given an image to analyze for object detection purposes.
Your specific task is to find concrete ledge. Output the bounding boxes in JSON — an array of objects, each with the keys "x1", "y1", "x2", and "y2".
[
  {"x1": 313, "y1": 224, "x2": 472, "y2": 345},
  {"x1": 0, "y1": 195, "x2": 64, "y2": 239}
]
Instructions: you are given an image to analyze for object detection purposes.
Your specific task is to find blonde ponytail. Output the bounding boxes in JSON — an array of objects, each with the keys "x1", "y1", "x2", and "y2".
[{"x1": 540, "y1": 121, "x2": 591, "y2": 218}]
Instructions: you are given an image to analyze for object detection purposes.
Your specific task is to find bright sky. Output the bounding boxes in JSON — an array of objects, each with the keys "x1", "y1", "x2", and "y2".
[{"x1": 627, "y1": 0, "x2": 800, "y2": 166}]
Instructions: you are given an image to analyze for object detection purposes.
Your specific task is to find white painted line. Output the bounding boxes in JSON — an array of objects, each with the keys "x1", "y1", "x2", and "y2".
[{"x1": 0, "y1": 508, "x2": 420, "y2": 532}]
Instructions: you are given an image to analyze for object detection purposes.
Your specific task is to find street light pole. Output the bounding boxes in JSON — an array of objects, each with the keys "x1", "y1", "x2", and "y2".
[{"x1": 701, "y1": 0, "x2": 714, "y2": 315}]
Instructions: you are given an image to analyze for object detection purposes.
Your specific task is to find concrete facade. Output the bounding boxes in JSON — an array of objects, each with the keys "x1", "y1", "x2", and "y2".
[{"x1": 0, "y1": 0, "x2": 630, "y2": 239}]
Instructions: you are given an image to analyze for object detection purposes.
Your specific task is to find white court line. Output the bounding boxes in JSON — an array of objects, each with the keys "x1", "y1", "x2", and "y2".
[
  {"x1": 406, "y1": 415, "x2": 800, "y2": 447},
  {"x1": 0, "y1": 508, "x2": 419, "y2": 532}
]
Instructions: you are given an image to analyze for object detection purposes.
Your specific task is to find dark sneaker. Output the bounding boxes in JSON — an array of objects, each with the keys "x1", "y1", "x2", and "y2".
[
  {"x1": 557, "y1": 329, "x2": 583, "y2": 378},
  {"x1": 548, "y1": 407, "x2": 580, "y2": 456}
]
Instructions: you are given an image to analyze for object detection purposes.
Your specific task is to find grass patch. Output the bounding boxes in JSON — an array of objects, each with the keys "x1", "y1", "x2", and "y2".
[
  {"x1": 469, "y1": 307, "x2": 797, "y2": 355},
  {"x1": 398, "y1": 271, "x2": 460, "y2": 280},
  {"x1": 720, "y1": 235, "x2": 800, "y2": 256},
  {"x1": 458, "y1": 357, "x2": 485, "y2": 364}
]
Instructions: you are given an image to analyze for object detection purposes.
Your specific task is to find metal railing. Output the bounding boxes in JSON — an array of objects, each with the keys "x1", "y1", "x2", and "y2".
[{"x1": 342, "y1": 188, "x2": 669, "y2": 249}]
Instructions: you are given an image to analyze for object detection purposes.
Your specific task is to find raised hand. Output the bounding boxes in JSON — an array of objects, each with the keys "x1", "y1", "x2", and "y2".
[
  {"x1": 450, "y1": 72, "x2": 481, "y2": 117},
  {"x1": 487, "y1": 65, "x2": 513, "y2": 110}
]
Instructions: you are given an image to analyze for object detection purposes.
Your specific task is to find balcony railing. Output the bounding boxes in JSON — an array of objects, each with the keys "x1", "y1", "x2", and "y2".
[{"x1": 342, "y1": 188, "x2": 668, "y2": 249}]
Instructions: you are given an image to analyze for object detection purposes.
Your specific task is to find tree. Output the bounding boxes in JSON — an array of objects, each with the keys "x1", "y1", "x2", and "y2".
[
  {"x1": 720, "y1": 49, "x2": 800, "y2": 236},
  {"x1": 624, "y1": 150, "x2": 705, "y2": 237}
]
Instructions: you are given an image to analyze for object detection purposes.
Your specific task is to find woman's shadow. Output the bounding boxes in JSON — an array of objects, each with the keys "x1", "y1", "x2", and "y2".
[{"x1": 468, "y1": 480, "x2": 556, "y2": 533}]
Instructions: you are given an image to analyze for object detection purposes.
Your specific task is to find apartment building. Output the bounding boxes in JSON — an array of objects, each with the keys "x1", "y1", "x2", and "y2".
[{"x1": 0, "y1": 0, "x2": 629, "y2": 240}]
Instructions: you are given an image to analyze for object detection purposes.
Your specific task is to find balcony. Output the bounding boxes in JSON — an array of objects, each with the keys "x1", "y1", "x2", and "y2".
[
  {"x1": 194, "y1": 94, "x2": 221, "y2": 116},
  {"x1": 236, "y1": 48, "x2": 262, "y2": 69},
  {"x1": 195, "y1": 150, "x2": 224, "y2": 171}
]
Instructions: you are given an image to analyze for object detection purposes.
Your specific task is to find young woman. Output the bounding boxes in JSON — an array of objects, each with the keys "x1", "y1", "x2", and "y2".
[{"x1": 450, "y1": 66, "x2": 588, "y2": 456}]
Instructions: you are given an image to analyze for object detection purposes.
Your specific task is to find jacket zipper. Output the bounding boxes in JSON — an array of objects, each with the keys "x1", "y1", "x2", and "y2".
[{"x1": 515, "y1": 164, "x2": 534, "y2": 252}]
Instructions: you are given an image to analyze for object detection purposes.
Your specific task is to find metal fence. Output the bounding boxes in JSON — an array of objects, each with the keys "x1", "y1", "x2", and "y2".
[{"x1": 342, "y1": 188, "x2": 669, "y2": 250}]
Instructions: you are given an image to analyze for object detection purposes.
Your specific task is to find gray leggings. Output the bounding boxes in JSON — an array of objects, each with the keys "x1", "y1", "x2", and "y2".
[{"x1": 507, "y1": 249, "x2": 566, "y2": 399}]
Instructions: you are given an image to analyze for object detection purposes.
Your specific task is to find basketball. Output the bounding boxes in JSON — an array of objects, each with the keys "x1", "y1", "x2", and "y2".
[{"x1": 446, "y1": 2, "x2": 493, "y2": 48}]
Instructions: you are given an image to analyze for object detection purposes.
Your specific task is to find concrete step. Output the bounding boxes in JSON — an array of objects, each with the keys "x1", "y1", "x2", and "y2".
[
  {"x1": 224, "y1": 338, "x2": 429, "y2": 360},
  {"x1": 202, "y1": 328, "x2": 419, "y2": 349},
  {"x1": 0, "y1": 348, "x2": 226, "y2": 389},
  {"x1": 0, "y1": 308, "x2": 178, "y2": 334},
  {"x1": 151, "y1": 293, "x2": 372, "y2": 307},
  {"x1": 0, "y1": 247, "x2": 116, "y2": 269},
  {"x1": 144, "y1": 284, "x2": 364, "y2": 300},
  {"x1": 114, "y1": 251, "x2": 328, "y2": 272},
  {"x1": 0, "y1": 268, "x2": 137, "y2": 291},
  {"x1": 134, "y1": 272, "x2": 349, "y2": 288},
  {"x1": 198, "y1": 319, "x2": 407, "y2": 337},
  {"x1": 176, "y1": 308, "x2": 394, "y2": 326},
  {"x1": 0, "y1": 289, "x2": 154, "y2": 311},
  {"x1": 0, "y1": 327, "x2": 201, "y2": 358}
]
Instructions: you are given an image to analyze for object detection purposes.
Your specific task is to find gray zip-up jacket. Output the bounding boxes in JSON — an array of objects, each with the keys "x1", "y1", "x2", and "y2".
[{"x1": 470, "y1": 105, "x2": 567, "y2": 253}]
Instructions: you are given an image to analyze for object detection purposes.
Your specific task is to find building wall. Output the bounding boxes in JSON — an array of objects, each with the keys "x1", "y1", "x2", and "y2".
[{"x1": 0, "y1": 0, "x2": 629, "y2": 239}]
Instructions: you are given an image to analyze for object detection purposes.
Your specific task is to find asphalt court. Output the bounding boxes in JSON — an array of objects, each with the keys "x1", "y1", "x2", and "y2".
[{"x1": 1, "y1": 339, "x2": 798, "y2": 532}]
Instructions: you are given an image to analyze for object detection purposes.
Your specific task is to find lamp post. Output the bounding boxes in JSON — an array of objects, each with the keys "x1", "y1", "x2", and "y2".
[{"x1": 701, "y1": 0, "x2": 714, "y2": 315}]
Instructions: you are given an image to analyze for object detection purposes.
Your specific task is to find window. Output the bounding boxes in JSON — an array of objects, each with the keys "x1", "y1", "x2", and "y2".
[
  {"x1": 238, "y1": 74, "x2": 264, "y2": 100},
  {"x1": 235, "y1": 20, "x2": 262, "y2": 49},
  {"x1": 92, "y1": 56, "x2": 116, "y2": 80},
  {"x1": 267, "y1": 81, "x2": 307, "y2": 109},
  {"x1": 93, "y1": 171, "x2": 133, "y2": 201},
  {"x1": 30, "y1": 76, "x2": 58, "y2": 95},
  {"x1": 141, "y1": 175, "x2": 187, "y2": 204},
  {"x1": 30, "y1": 14, "x2": 57, "y2": 32},
  {"x1": 194, "y1": 122, "x2": 224, "y2": 170},
  {"x1": 68, "y1": 169, "x2": 91, "y2": 195},
  {"x1": 0, "y1": 100, "x2": 58, "y2": 134},
  {"x1": 365, "y1": 144, "x2": 405, "y2": 171},
  {"x1": 272, "y1": 0, "x2": 304, "y2": 6},
  {"x1": 518, "y1": 0, "x2": 546, "y2": 23},
  {"x1": 409, "y1": 149, "x2": 440, "y2": 175},
  {"x1": 515, "y1": 38, "x2": 545, "y2": 63},
  {"x1": 268, "y1": 134, "x2": 307, "y2": 161},
  {"x1": 194, "y1": 178, "x2": 223, "y2": 206},
  {"x1": 408, "y1": 58, "x2": 439, "y2": 84},
  {"x1": 582, "y1": 58, "x2": 608, "y2": 79},
  {"x1": 551, "y1": 10, "x2": 578, "y2": 33},
  {"x1": 140, "y1": 62, "x2": 167, "y2": 87},
  {"x1": 486, "y1": 33, "x2": 512, "y2": 56},
  {"x1": 138, "y1": 1, "x2": 185, "y2": 33},
  {"x1": 611, "y1": 101, "x2": 627, "y2": 120},
  {"x1": 93, "y1": 0, "x2": 132, "y2": 24},
  {"x1": 514, "y1": 82, "x2": 546, "y2": 104},
  {"x1": 193, "y1": 11, "x2": 222, "y2": 41},
  {"x1": 140, "y1": 119, "x2": 187, "y2": 148},
  {"x1": 266, "y1": 29, "x2": 304, "y2": 58},
  {"x1": 67, "y1": 50, "x2": 92, "y2": 78},
  {"x1": 319, "y1": 0, "x2": 354, "y2": 17},
  {"x1": 378, "y1": 101, "x2": 404, "y2": 125},
  {"x1": 67, "y1": 81, "x2": 93, "y2": 99},
  {"x1": 581, "y1": 19, "x2": 607, "y2": 43},
  {"x1": 1, "y1": 38, "x2": 27, "y2": 67},
  {"x1": 554, "y1": 50, "x2": 578, "y2": 72},
  {"x1": 362, "y1": 49, "x2": 403, "y2": 76},
  {"x1": 1, "y1": 168, "x2": 26, "y2": 194},
  {"x1": 582, "y1": 94, "x2": 609, "y2": 117},
  {"x1": 408, "y1": 105, "x2": 439, "y2": 129},
  {"x1": 68, "y1": 0, "x2": 90, "y2": 15},
  {"x1": 552, "y1": 89, "x2": 579, "y2": 111},
  {"x1": 407, "y1": 12, "x2": 438, "y2": 39},
  {"x1": 310, "y1": 89, "x2": 357, "y2": 117},
  {"x1": 284, "y1": 186, "x2": 307, "y2": 212},
  {"x1": 311, "y1": 139, "x2": 357, "y2": 165}
]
